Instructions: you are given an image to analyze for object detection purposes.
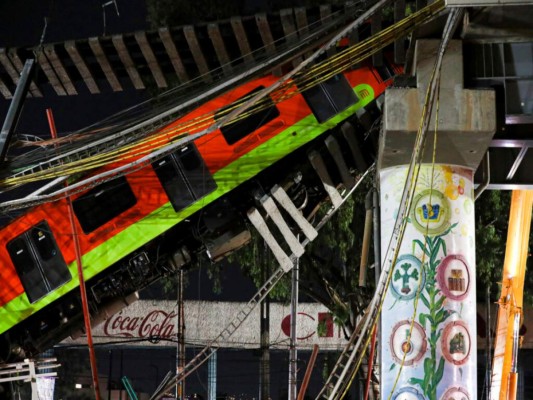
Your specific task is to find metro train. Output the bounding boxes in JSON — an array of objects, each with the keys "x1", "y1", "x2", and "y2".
[{"x1": 0, "y1": 59, "x2": 399, "y2": 362}]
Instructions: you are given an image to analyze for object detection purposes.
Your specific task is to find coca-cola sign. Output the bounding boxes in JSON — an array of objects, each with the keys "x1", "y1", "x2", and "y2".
[
  {"x1": 104, "y1": 309, "x2": 177, "y2": 338},
  {"x1": 65, "y1": 300, "x2": 349, "y2": 350}
]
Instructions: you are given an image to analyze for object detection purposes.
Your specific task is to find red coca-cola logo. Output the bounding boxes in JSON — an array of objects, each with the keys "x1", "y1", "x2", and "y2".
[{"x1": 103, "y1": 309, "x2": 177, "y2": 338}]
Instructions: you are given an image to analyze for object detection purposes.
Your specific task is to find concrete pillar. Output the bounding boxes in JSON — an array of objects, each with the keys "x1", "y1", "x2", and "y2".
[{"x1": 378, "y1": 40, "x2": 496, "y2": 400}]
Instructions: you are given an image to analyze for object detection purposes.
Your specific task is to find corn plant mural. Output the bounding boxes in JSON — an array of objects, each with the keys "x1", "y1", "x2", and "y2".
[
  {"x1": 380, "y1": 165, "x2": 477, "y2": 400},
  {"x1": 408, "y1": 225, "x2": 456, "y2": 400}
]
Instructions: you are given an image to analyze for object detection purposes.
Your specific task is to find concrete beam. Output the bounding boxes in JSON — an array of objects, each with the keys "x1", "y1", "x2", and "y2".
[
  {"x1": 280, "y1": 9, "x2": 301, "y2": 67},
  {"x1": 207, "y1": 23, "x2": 232, "y2": 75},
  {"x1": 112, "y1": 35, "x2": 145, "y2": 90},
  {"x1": 394, "y1": 0, "x2": 406, "y2": 64},
  {"x1": 134, "y1": 31, "x2": 167, "y2": 88},
  {"x1": 35, "y1": 49, "x2": 67, "y2": 96},
  {"x1": 158, "y1": 27, "x2": 189, "y2": 83},
  {"x1": 43, "y1": 44, "x2": 77, "y2": 95},
  {"x1": 379, "y1": 40, "x2": 496, "y2": 171},
  {"x1": 0, "y1": 48, "x2": 26, "y2": 95},
  {"x1": 183, "y1": 25, "x2": 211, "y2": 82},
  {"x1": 0, "y1": 78, "x2": 11, "y2": 99},
  {"x1": 7, "y1": 49, "x2": 42, "y2": 97},
  {"x1": 320, "y1": 5, "x2": 336, "y2": 57},
  {"x1": 88, "y1": 37, "x2": 123, "y2": 92},
  {"x1": 65, "y1": 41, "x2": 100, "y2": 94},
  {"x1": 230, "y1": 17, "x2": 254, "y2": 66},
  {"x1": 255, "y1": 13, "x2": 281, "y2": 75}
]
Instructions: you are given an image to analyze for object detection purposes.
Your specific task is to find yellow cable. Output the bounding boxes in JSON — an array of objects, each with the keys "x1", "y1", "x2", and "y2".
[{"x1": 1, "y1": 0, "x2": 445, "y2": 189}]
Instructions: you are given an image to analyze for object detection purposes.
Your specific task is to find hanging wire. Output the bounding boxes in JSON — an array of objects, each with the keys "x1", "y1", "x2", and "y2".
[{"x1": 0, "y1": 0, "x2": 446, "y2": 213}]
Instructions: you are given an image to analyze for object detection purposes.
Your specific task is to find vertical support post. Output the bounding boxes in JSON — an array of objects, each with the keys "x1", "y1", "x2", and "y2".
[
  {"x1": 297, "y1": 345, "x2": 319, "y2": 400},
  {"x1": 176, "y1": 269, "x2": 186, "y2": 400},
  {"x1": 486, "y1": 285, "x2": 492, "y2": 400},
  {"x1": 380, "y1": 165, "x2": 478, "y2": 400},
  {"x1": 208, "y1": 350, "x2": 217, "y2": 400},
  {"x1": 260, "y1": 258, "x2": 270, "y2": 400},
  {"x1": 108, "y1": 350, "x2": 113, "y2": 400},
  {"x1": 490, "y1": 190, "x2": 533, "y2": 400},
  {"x1": 288, "y1": 255, "x2": 299, "y2": 400},
  {"x1": 359, "y1": 191, "x2": 373, "y2": 287},
  {"x1": 46, "y1": 109, "x2": 102, "y2": 400}
]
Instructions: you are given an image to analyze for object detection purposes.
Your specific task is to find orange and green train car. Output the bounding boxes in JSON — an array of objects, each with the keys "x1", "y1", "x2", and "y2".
[{"x1": 0, "y1": 60, "x2": 398, "y2": 361}]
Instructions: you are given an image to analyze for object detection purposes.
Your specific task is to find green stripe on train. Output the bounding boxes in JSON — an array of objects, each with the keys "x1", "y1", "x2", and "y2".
[{"x1": 0, "y1": 84, "x2": 374, "y2": 335}]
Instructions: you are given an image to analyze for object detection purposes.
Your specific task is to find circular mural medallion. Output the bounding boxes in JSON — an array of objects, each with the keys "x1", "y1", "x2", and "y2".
[
  {"x1": 390, "y1": 320, "x2": 427, "y2": 366},
  {"x1": 392, "y1": 387, "x2": 426, "y2": 400},
  {"x1": 437, "y1": 254, "x2": 471, "y2": 301},
  {"x1": 410, "y1": 189, "x2": 451, "y2": 235},
  {"x1": 440, "y1": 386, "x2": 470, "y2": 400},
  {"x1": 391, "y1": 255, "x2": 425, "y2": 300},
  {"x1": 441, "y1": 320, "x2": 471, "y2": 366}
]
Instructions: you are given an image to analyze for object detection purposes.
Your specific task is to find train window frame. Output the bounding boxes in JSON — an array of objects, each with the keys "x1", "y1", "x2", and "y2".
[
  {"x1": 215, "y1": 86, "x2": 280, "y2": 145},
  {"x1": 72, "y1": 176, "x2": 137, "y2": 234},
  {"x1": 300, "y1": 73, "x2": 359, "y2": 124},
  {"x1": 7, "y1": 221, "x2": 71, "y2": 304},
  {"x1": 153, "y1": 143, "x2": 217, "y2": 212}
]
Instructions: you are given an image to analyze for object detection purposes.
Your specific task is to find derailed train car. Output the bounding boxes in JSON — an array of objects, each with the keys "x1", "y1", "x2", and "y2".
[{"x1": 0, "y1": 60, "x2": 398, "y2": 362}]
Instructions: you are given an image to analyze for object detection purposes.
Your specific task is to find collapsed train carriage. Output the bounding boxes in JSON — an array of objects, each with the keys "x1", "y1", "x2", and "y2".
[{"x1": 0, "y1": 60, "x2": 398, "y2": 362}]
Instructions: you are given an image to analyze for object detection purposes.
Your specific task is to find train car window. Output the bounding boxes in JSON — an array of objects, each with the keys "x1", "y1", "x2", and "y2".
[
  {"x1": 73, "y1": 176, "x2": 137, "y2": 234},
  {"x1": 7, "y1": 221, "x2": 71, "y2": 303},
  {"x1": 153, "y1": 143, "x2": 216, "y2": 212},
  {"x1": 300, "y1": 73, "x2": 359, "y2": 123},
  {"x1": 215, "y1": 86, "x2": 280, "y2": 145}
]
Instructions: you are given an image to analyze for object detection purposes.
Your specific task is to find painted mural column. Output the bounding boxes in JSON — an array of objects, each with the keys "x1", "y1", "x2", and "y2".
[
  {"x1": 380, "y1": 165, "x2": 476, "y2": 400},
  {"x1": 378, "y1": 40, "x2": 496, "y2": 400}
]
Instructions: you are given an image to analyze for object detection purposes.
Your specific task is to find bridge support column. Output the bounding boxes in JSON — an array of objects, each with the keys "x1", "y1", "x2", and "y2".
[{"x1": 378, "y1": 39, "x2": 496, "y2": 400}]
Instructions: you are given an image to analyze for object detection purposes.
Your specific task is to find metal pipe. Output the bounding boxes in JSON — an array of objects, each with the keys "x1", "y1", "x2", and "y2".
[
  {"x1": 486, "y1": 284, "x2": 492, "y2": 400},
  {"x1": 363, "y1": 327, "x2": 377, "y2": 400},
  {"x1": 289, "y1": 254, "x2": 299, "y2": 400},
  {"x1": 46, "y1": 109, "x2": 102, "y2": 400},
  {"x1": 297, "y1": 345, "x2": 319, "y2": 400},
  {"x1": 372, "y1": 188, "x2": 381, "y2": 285},
  {"x1": 359, "y1": 191, "x2": 374, "y2": 287},
  {"x1": 0, "y1": 59, "x2": 34, "y2": 163},
  {"x1": 176, "y1": 269, "x2": 185, "y2": 400}
]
